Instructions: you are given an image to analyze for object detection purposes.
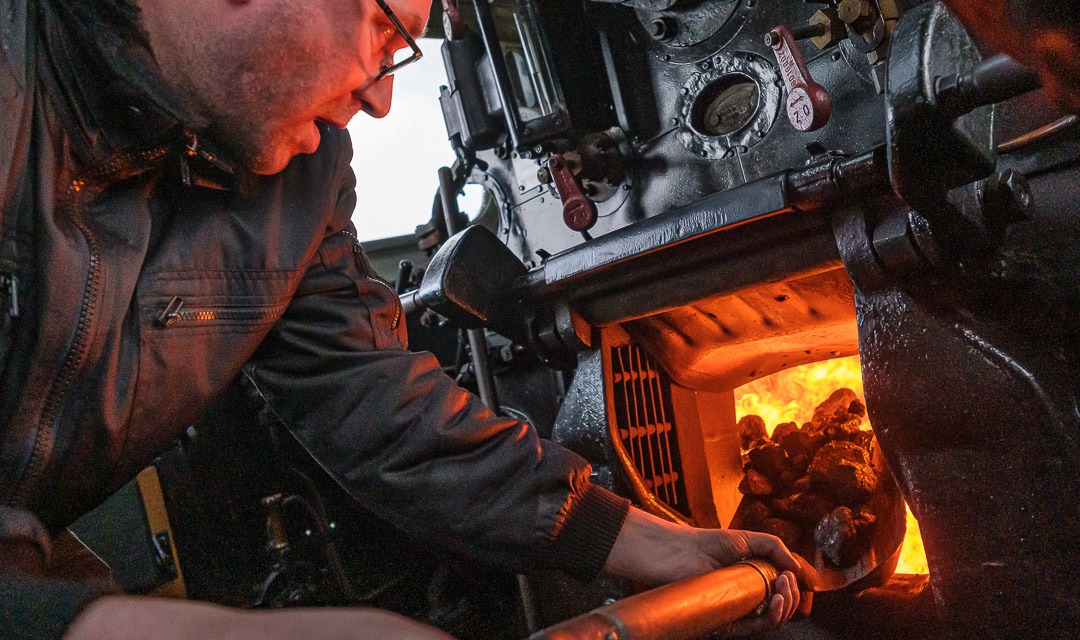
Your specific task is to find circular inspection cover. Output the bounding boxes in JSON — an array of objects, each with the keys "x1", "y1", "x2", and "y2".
[
  {"x1": 677, "y1": 52, "x2": 782, "y2": 159},
  {"x1": 693, "y1": 75, "x2": 760, "y2": 136}
]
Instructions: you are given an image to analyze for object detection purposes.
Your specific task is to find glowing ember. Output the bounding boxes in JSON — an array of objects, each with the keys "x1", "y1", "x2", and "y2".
[{"x1": 734, "y1": 355, "x2": 929, "y2": 575}]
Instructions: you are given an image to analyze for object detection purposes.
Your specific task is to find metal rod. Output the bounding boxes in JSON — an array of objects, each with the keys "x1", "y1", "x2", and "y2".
[
  {"x1": 465, "y1": 329, "x2": 499, "y2": 410},
  {"x1": 437, "y1": 166, "x2": 499, "y2": 410},
  {"x1": 997, "y1": 114, "x2": 1078, "y2": 154},
  {"x1": 526, "y1": 561, "x2": 777, "y2": 640},
  {"x1": 439, "y1": 166, "x2": 534, "y2": 632}
]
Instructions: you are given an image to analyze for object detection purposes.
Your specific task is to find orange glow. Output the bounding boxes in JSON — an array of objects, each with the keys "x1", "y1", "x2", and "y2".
[
  {"x1": 734, "y1": 356, "x2": 929, "y2": 574},
  {"x1": 896, "y1": 505, "x2": 928, "y2": 574},
  {"x1": 735, "y1": 356, "x2": 865, "y2": 434}
]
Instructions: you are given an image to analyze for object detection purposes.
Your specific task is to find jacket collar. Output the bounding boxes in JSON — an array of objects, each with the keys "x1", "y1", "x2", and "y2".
[{"x1": 39, "y1": 0, "x2": 238, "y2": 187}]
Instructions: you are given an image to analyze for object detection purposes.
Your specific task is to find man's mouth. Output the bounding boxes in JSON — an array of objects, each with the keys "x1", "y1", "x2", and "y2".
[{"x1": 315, "y1": 117, "x2": 350, "y2": 130}]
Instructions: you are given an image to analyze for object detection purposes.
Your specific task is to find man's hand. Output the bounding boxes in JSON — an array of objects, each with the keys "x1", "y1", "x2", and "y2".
[
  {"x1": 603, "y1": 507, "x2": 803, "y2": 635},
  {"x1": 63, "y1": 595, "x2": 455, "y2": 640}
]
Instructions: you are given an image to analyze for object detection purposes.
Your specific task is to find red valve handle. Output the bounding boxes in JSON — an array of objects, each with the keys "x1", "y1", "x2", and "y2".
[
  {"x1": 767, "y1": 25, "x2": 833, "y2": 132},
  {"x1": 548, "y1": 154, "x2": 598, "y2": 233},
  {"x1": 441, "y1": 0, "x2": 464, "y2": 40}
]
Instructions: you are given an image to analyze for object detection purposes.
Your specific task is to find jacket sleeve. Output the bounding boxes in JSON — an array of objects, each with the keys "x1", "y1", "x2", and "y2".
[{"x1": 245, "y1": 143, "x2": 629, "y2": 580}]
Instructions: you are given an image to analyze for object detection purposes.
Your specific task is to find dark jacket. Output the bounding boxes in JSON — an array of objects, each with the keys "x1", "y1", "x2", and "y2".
[{"x1": 0, "y1": 1, "x2": 629, "y2": 636}]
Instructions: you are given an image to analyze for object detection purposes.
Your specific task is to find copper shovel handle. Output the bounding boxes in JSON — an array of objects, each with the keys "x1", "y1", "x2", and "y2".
[{"x1": 526, "y1": 560, "x2": 779, "y2": 640}]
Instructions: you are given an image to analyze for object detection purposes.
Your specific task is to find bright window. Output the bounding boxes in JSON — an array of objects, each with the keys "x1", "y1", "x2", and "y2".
[{"x1": 348, "y1": 38, "x2": 485, "y2": 242}]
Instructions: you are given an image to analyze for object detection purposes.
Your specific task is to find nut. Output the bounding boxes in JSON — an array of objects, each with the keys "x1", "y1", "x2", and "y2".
[{"x1": 810, "y1": 9, "x2": 847, "y2": 49}]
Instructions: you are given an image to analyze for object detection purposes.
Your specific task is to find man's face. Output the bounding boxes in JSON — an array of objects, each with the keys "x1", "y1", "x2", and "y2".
[{"x1": 150, "y1": 0, "x2": 431, "y2": 175}]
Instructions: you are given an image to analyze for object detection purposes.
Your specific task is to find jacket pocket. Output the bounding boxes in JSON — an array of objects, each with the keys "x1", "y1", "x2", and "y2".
[
  {"x1": 153, "y1": 295, "x2": 288, "y2": 329},
  {"x1": 120, "y1": 270, "x2": 299, "y2": 475}
]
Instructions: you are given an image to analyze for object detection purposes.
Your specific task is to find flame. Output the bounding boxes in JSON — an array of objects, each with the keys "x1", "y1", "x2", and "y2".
[
  {"x1": 734, "y1": 355, "x2": 929, "y2": 575},
  {"x1": 896, "y1": 504, "x2": 928, "y2": 575},
  {"x1": 735, "y1": 356, "x2": 866, "y2": 434}
]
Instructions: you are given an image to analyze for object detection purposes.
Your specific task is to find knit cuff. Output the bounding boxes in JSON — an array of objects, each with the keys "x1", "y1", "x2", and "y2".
[{"x1": 540, "y1": 483, "x2": 631, "y2": 581}]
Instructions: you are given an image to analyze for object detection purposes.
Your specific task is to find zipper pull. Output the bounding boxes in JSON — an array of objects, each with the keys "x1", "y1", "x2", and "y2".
[
  {"x1": 3, "y1": 273, "x2": 18, "y2": 318},
  {"x1": 157, "y1": 296, "x2": 184, "y2": 327}
]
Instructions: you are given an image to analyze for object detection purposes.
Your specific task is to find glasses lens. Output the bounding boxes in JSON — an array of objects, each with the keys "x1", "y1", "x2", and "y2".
[{"x1": 391, "y1": 46, "x2": 418, "y2": 68}]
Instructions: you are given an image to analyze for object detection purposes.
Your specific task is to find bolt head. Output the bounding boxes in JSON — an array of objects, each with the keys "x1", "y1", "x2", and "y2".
[
  {"x1": 648, "y1": 17, "x2": 676, "y2": 42},
  {"x1": 837, "y1": 0, "x2": 870, "y2": 23}
]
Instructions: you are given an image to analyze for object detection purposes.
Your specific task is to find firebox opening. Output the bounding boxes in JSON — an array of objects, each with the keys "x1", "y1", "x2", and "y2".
[{"x1": 732, "y1": 355, "x2": 929, "y2": 575}]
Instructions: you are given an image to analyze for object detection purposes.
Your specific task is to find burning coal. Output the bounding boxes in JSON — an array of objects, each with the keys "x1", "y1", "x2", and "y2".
[{"x1": 734, "y1": 357, "x2": 928, "y2": 574}]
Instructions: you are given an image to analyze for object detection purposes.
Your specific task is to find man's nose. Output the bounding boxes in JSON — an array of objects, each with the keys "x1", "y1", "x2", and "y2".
[{"x1": 357, "y1": 76, "x2": 395, "y2": 119}]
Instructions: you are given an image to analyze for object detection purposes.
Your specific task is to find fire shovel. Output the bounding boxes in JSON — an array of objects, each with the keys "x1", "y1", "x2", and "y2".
[
  {"x1": 524, "y1": 558, "x2": 811, "y2": 640},
  {"x1": 526, "y1": 445, "x2": 908, "y2": 640}
]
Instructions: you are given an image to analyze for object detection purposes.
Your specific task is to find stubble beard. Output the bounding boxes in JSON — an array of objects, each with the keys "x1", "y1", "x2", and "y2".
[{"x1": 157, "y1": 9, "x2": 312, "y2": 175}]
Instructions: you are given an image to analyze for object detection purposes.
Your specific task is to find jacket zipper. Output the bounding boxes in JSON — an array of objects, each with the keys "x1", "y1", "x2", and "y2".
[
  {"x1": 156, "y1": 296, "x2": 288, "y2": 328},
  {"x1": 11, "y1": 147, "x2": 168, "y2": 506},
  {"x1": 339, "y1": 229, "x2": 401, "y2": 330}
]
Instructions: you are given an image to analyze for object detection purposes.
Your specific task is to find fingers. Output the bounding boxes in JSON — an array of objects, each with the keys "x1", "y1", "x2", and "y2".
[
  {"x1": 773, "y1": 571, "x2": 800, "y2": 622},
  {"x1": 715, "y1": 571, "x2": 801, "y2": 637},
  {"x1": 742, "y1": 531, "x2": 801, "y2": 573}
]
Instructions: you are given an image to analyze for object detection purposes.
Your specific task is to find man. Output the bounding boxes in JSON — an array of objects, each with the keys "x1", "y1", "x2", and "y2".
[{"x1": 0, "y1": 0, "x2": 800, "y2": 638}]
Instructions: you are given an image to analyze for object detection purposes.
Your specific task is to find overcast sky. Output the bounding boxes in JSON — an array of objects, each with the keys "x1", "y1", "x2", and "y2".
[{"x1": 347, "y1": 39, "x2": 484, "y2": 242}]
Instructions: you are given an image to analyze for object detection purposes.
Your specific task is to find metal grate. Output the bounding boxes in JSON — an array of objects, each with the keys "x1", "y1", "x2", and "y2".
[{"x1": 609, "y1": 344, "x2": 689, "y2": 517}]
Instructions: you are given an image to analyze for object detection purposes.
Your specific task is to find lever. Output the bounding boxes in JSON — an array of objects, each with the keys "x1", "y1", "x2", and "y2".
[
  {"x1": 933, "y1": 54, "x2": 1041, "y2": 120},
  {"x1": 441, "y1": 0, "x2": 464, "y2": 40},
  {"x1": 547, "y1": 154, "x2": 598, "y2": 233},
  {"x1": 765, "y1": 25, "x2": 833, "y2": 132}
]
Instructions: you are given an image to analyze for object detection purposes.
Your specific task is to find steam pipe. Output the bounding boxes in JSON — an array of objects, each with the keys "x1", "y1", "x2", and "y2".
[
  {"x1": 516, "y1": 147, "x2": 889, "y2": 326},
  {"x1": 526, "y1": 560, "x2": 778, "y2": 640}
]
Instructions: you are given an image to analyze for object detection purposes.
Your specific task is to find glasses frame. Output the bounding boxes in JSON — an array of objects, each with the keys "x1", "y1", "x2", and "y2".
[{"x1": 373, "y1": 0, "x2": 423, "y2": 80}]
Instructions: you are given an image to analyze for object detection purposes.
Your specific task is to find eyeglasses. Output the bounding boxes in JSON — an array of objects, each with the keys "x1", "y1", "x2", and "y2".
[{"x1": 373, "y1": 0, "x2": 423, "y2": 80}]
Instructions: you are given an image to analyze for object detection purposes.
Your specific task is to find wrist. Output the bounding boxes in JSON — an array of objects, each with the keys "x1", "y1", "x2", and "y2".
[{"x1": 604, "y1": 507, "x2": 705, "y2": 585}]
